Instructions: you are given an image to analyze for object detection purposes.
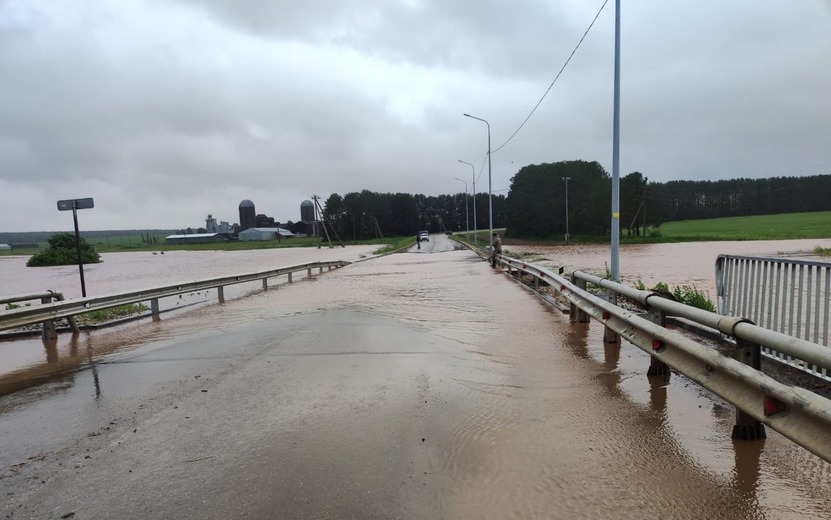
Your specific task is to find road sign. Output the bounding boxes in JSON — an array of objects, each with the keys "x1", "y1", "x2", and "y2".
[
  {"x1": 57, "y1": 198, "x2": 94, "y2": 211},
  {"x1": 56, "y1": 197, "x2": 95, "y2": 297}
]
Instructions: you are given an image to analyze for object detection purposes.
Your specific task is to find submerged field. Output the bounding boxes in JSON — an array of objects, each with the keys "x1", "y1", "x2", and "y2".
[{"x1": 4, "y1": 212, "x2": 831, "y2": 257}]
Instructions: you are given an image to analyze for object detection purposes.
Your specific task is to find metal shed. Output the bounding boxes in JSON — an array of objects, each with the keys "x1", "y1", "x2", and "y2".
[{"x1": 238, "y1": 228, "x2": 278, "y2": 241}]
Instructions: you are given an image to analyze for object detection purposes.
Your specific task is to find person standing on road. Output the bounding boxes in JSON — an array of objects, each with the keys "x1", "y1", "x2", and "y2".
[
  {"x1": 416, "y1": 232, "x2": 421, "y2": 250},
  {"x1": 490, "y1": 232, "x2": 502, "y2": 267}
]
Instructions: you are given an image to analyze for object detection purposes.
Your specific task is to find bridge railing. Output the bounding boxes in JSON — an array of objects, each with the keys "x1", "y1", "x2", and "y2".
[
  {"x1": 496, "y1": 254, "x2": 831, "y2": 464},
  {"x1": 0, "y1": 260, "x2": 348, "y2": 334},
  {"x1": 716, "y1": 254, "x2": 831, "y2": 381}
]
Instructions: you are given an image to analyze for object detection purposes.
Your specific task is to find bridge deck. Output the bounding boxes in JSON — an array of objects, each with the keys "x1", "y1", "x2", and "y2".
[{"x1": 1, "y1": 241, "x2": 830, "y2": 518}]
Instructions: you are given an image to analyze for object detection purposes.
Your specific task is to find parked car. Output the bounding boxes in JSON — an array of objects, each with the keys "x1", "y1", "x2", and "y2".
[{"x1": 419, "y1": 231, "x2": 429, "y2": 242}]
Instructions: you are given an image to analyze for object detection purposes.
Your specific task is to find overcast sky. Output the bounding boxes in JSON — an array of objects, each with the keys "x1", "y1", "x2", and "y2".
[{"x1": 1, "y1": 1, "x2": 830, "y2": 232}]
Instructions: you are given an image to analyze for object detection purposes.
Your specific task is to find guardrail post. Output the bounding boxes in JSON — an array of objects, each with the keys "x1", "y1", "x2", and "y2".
[
  {"x1": 151, "y1": 298, "x2": 160, "y2": 316},
  {"x1": 288, "y1": 273, "x2": 293, "y2": 283},
  {"x1": 217, "y1": 286, "x2": 224, "y2": 303},
  {"x1": 604, "y1": 291, "x2": 620, "y2": 344},
  {"x1": 308, "y1": 268, "x2": 313, "y2": 276},
  {"x1": 645, "y1": 309, "x2": 670, "y2": 377},
  {"x1": 730, "y1": 337, "x2": 766, "y2": 440},
  {"x1": 318, "y1": 266, "x2": 323, "y2": 274},
  {"x1": 534, "y1": 274, "x2": 539, "y2": 291},
  {"x1": 53, "y1": 293, "x2": 79, "y2": 333},
  {"x1": 40, "y1": 294, "x2": 57, "y2": 340},
  {"x1": 569, "y1": 274, "x2": 589, "y2": 323},
  {"x1": 263, "y1": 278, "x2": 268, "y2": 291}
]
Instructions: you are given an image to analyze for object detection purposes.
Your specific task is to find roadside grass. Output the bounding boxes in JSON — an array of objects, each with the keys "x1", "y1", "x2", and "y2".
[
  {"x1": 635, "y1": 279, "x2": 715, "y2": 312},
  {"x1": 372, "y1": 235, "x2": 417, "y2": 255},
  {"x1": 78, "y1": 303, "x2": 150, "y2": 324}
]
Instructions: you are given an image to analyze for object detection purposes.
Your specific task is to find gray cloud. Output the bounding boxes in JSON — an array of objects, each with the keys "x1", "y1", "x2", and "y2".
[{"x1": 1, "y1": 0, "x2": 829, "y2": 232}]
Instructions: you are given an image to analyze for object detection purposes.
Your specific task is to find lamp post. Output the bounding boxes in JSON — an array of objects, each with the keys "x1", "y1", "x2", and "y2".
[
  {"x1": 463, "y1": 113, "x2": 492, "y2": 249},
  {"x1": 454, "y1": 177, "x2": 469, "y2": 241},
  {"x1": 563, "y1": 177, "x2": 571, "y2": 243},
  {"x1": 457, "y1": 160, "x2": 477, "y2": 246},
  {"x1": 611, "y1": 0, "x2": 621, "y2": 282}
]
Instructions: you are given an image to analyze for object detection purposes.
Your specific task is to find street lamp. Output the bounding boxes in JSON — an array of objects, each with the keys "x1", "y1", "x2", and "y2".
[
  {"x1": 457, "y1": 160, "x2": 477, "y2": 246},
  {"x1": 463, "y1": 113, "x2": 493, "y2": 249},
  {"x1": 563, "y1": 177, "x2": 571, "y2": 243},
  {"x1": 454, "y1": 177, "x2": 469, "y2": 241}
]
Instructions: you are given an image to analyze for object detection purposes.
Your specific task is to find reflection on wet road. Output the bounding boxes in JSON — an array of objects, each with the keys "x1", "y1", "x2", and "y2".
[{"x1": 2, "y1": 237, "x2": 830, "y2": 519}]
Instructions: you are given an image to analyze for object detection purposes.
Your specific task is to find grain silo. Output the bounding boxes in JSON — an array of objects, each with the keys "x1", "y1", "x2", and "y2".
[
  {"x1": 239, "y1": 199, "x2": 256, "y2": 231},
  {"x1": 300, "y1": 200, "x2": 315, "y2": 223}
]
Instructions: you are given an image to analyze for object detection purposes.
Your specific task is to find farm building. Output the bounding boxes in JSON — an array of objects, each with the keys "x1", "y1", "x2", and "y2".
[{"x1": 238, "y1": 227, "x2": 295, "y2": 241}]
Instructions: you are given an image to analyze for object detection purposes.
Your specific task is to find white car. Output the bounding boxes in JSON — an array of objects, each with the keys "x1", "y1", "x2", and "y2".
[{"x1": 419, "y1": 231, "x2": 429, "y2": 242}]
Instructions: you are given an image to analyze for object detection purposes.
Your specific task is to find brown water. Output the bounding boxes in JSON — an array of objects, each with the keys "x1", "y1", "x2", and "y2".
[
  {"x1": 0, "y1": 246, "x2": 382, "y2": 299},
  {"x1": 509, "y1": 238, "x2": 830, "y2": 299},
  {"x1": 1, "y1": 239, "x2": 830, "y2": 518},
  {"x1": 0, "y1": 246, "x2": 380, "y2": 377}
]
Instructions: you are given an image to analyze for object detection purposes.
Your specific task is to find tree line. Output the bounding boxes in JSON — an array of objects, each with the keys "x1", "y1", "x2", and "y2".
[
  {"x1": 322, "y1": 190, "x2": 506, "y2": 240},
  {"x1": 324, "y1": 161, "x2": 831, "y2": 240},
  {"x1": 506, "y1": 160, "x2": 831, "y2": 237}
]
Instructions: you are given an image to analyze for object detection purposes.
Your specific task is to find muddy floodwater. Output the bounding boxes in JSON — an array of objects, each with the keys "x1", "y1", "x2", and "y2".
[
  {"x1": 507, "y1": 237, "x2": 831, "y2": 300},
  {"x1": 1, "y1": 238, "x2": 830, "y2": 519}
]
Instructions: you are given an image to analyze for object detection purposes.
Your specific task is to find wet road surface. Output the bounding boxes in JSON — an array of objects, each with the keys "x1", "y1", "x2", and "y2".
[{"x1": 2, "y1": 236, "x2": 831, "y2": 519}]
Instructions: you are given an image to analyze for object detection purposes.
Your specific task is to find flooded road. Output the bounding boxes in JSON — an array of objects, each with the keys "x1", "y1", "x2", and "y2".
[{"x1": 1, "y1": 238, "x2": 830, "y2": 518}]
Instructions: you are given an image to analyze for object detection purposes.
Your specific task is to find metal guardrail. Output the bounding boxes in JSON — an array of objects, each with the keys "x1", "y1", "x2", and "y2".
[
  {"x1": 1, "y1": 290, "x2": 79, "y2": 338},
  {"x1": 0, "y1": 261, "x2": 348, "y2": 333},
  {"x1": 716, "y1": 254, "x2": 831, "y2": 382},
  {"x1": 496, "y1": 254, "x2": 831, "y2": 463}
]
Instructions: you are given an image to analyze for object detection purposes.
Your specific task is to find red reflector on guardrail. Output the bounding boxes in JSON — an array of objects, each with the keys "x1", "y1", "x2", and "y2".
[
  {"x1": 763, "y1": 396, "x2": 784, "y2": 416},
  {"x1": 602, "y1": 311, "x2": 611, "y2": 320},
  {"x1": 652, "y1": 339, "x2": 665, "y2": 351},
  {"x1": 559, "y1": 284, "x2": 566, "y2": 291}
]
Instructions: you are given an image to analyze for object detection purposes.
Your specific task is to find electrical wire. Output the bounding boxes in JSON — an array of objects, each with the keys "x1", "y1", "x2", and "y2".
[{"x1": 492, "y1": 0, "x2": 609, "y2": 154}]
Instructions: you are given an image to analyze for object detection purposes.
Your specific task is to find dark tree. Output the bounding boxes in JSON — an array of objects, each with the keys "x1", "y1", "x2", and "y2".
[
  {"x1": 26, "y1": 232, "x2": 102, "y2": 267},
  {"x1": 505, "y1": 160, "x2": 610, "y2": 237}
]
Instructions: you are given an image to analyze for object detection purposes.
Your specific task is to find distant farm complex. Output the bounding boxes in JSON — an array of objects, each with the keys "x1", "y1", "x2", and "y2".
[{"x1": 164, "y1": 199, "x2": 322, "y2": 245}]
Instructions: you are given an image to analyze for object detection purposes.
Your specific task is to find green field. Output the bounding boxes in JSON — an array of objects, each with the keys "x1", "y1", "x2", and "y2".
[{"x1": 656, "y1": 211, "x2": 831, "y2": 241}]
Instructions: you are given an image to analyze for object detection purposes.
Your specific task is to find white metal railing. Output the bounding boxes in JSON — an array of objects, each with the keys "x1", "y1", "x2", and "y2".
[
  {"x1": 0, "y1": 261, "x2": 348, "y2": 333},
  {"x1": 496, "y1": 254, "x2": 831, "y2": 464},
  {"x1": 716, "y1": 254, "x2": 831, "y2": 381},
  {"x1": 716, "y1": 255, "x2": 831, "y2": 344}
]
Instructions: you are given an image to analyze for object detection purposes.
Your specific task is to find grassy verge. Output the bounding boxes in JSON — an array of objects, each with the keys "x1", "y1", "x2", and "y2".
[
  {"x1": 76, "y1": 303, "x2": 150, "y2": 324},
  {"x1": 372, "y1": 236, "x2": 416, "y2": 255}
]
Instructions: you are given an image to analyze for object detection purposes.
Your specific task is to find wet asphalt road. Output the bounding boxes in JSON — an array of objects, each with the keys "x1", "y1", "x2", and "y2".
[{"x1": 2, "y1": 234, "x2": 830, "y2": 519}]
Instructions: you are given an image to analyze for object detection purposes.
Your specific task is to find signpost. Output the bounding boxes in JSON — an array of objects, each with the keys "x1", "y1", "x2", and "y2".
[{"x1": 57, "y1": 197, "x2": 94, "y2": 297}]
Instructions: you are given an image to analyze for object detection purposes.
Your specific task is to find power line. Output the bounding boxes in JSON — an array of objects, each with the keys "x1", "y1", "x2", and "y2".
[{"x1": 492, "y1": 0, "x2": 610, "y2": 154}]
